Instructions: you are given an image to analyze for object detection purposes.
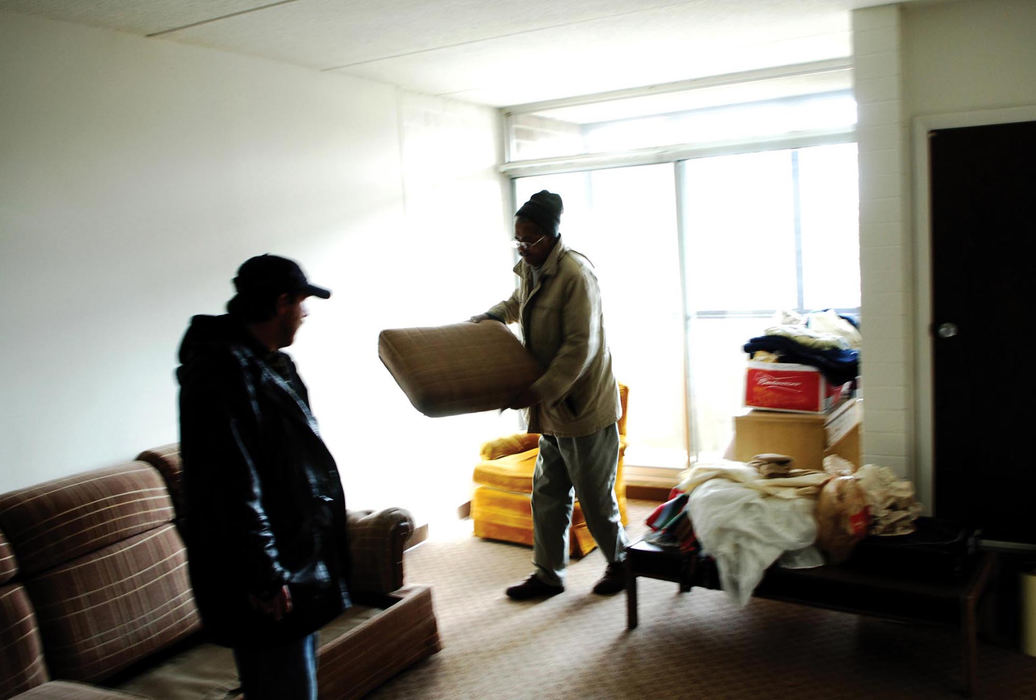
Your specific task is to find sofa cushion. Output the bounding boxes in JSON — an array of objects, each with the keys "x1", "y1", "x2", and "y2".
[
  {"x1": 0, "y1": 528, "x2": 16, "y2": 585},
  {"x1": 378, "y1": 321, "x2": 541, "y2": 417},
  {"x1": 112, "y1": 639, "x2": 240, "y2": 700},
  {"x1": 115, "y1": 589, "x2": 439, "y2": 700},
  {"x1": 26, "y1": 523, "x2": 199, "y2": 682},
  {"x1": 472, "y1": 450, "x2": 539, "y2": 493},
  {"x1": 135, "y1": 444, "x2": 184, "y2": 518},
  {"x1": 0, "y1": 463, "x2": 176, "y2": 577},
  {"x1": 0, "y1": 582, "x2": 49, "y2": 698},
  {"x1": 0, "y1": 463, "x2": 201, "y2": 684},
  {"x1": 13, "y1": 680, "x2": 146, "y2": 698}
]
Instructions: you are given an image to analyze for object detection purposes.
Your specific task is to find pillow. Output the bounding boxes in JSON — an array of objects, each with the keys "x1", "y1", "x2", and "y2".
[{"x1": 379, "y1": 321, "x2": 541, "y2": 417}]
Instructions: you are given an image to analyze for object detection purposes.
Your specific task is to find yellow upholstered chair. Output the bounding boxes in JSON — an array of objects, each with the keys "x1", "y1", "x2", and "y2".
[{"x1": 470, "y1": 384, "x2": 629, "y2": 558}]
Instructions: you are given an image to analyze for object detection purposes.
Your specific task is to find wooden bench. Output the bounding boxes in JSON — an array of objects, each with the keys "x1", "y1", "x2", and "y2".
[{"x1": 624, "y1": 538, "x2": 995, "y2": 696}]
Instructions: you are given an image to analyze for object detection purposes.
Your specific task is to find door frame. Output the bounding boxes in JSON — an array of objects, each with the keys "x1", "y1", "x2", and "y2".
[{"x1": 911, "y1": 105, "x2": 1036, "y2": 516}]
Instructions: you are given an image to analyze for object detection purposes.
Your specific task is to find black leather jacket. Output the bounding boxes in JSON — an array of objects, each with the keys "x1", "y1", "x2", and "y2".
[{"x1": 177, "y1": 314, "x2": 350, "y2": 647}]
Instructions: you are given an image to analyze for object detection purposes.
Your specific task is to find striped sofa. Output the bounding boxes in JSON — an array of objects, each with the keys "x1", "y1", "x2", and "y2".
[{"x1": 0, "y1": 445, "x2": 441, "y2": 699}]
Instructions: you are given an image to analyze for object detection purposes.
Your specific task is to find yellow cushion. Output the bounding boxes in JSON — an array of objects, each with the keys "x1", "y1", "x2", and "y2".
[
  {"x1": 471, "y1": 486, "x2": 597, "y2": 557},
  {"x1": 473, "y1": 450, "x2": 538, "y2": 493}
]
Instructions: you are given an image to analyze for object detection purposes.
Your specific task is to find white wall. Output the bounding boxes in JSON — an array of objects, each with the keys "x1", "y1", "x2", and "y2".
[
  {"x1": 0, "y1": 11, "x2": 514, "y2": 526},
  {"x1": 853, "y1": 0, "x2": 1036, "y2": 503},
  {"x1": 901, "y1": 0, "x2": 1036, "y2": 117}
]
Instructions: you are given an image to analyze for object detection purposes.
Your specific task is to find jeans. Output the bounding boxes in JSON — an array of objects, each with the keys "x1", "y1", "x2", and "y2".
[{"x1": 233, "y1": 633, "x2": 318, "y2": 700}]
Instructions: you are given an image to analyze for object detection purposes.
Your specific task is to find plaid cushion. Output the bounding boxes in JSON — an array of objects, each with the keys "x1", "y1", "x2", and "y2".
[
  {"x1": 0, "y1": 463, "x2": 175, "y2": 577},
  {"x1": 0, "y1": 527, "x2": 16, "y2": 585},
  {"x1": 378, "y1": 321, "x2": 541, "y2": 417},
  {"x1": 0, "y1": 463, "x2": 200, "y2": 683},
  {"x1": 135, "y1": 444, "x2": 184, "y2": 518},
  {"x1": 0, "y1": 582, "x2": 49, "y2": 697},
  {"x1": 27, "y1": 524, "x2": 199, "y2": 682},
  {"x1": 14, "y1": 680, "x2": 145, "y2": 698}
]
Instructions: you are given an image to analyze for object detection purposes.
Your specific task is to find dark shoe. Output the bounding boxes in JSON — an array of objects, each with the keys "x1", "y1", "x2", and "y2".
[
  {"x1": 592, "y1": 562, "x2": 627, "y2": 595},
  {"x1": 506, "y1": 573, "x2": 564, "y2": 600}
]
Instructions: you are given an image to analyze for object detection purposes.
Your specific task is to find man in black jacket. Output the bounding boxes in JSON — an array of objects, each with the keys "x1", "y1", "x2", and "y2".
[{"x1": 178, "y1": 254, "x2": 348, "y2": 700}]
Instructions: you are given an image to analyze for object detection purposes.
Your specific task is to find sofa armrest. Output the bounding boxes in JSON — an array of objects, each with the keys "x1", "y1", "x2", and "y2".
[
  {"x1": 346, "y1": 507, "x2": 413, "y2": 598},
  {"x1": 479, "y1": 433, "x2": 541, "y2": 461}
]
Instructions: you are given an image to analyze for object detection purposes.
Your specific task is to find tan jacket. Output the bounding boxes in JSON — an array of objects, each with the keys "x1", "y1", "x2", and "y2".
[{"x1": 487, "y1": 238, "x2": 620, "y2": 437}]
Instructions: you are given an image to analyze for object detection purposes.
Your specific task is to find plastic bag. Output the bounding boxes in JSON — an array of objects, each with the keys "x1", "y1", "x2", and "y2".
[
  {"x1": 814, "y1": 476, "x2": 870, "y2": 563},
  {"x1": 854, "y1": 463, "x2": 923, "y2": 536}
]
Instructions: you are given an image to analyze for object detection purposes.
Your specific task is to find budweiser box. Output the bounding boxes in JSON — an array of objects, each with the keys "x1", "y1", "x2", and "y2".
[{"x1": 744, "y1": 361, "x2": 853, "y2": 414}]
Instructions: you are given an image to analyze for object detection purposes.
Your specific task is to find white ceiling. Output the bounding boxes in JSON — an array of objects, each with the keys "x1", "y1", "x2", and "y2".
[{"x1": 0, "y1": 0, "x2": 922, "y2": 107}]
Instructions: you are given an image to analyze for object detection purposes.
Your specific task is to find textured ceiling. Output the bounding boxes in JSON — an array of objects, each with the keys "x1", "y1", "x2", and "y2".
[{"x1": 0, "y1": 0, "x2": 923, "y2": 107}]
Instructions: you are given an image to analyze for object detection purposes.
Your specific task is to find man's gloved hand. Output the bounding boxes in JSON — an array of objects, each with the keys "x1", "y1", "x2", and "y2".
[
  {"x1": 468, "y1": 313, "x2": 491, "y2": 323},
  {"x1": 250, "y1": 584, "x2": 293, "y2": 621}
]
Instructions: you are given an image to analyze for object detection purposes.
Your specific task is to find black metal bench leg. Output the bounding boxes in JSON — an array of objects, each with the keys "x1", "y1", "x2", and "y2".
[
  {"x1": 626, "y1": 559, "x2": 638, "y2": 629},
  {"x1": 959, "y1": 552, "x2": 994, "y2": 697},
  {"x1": 961, "y1": 598, "x2": 976, "y2": 697}
]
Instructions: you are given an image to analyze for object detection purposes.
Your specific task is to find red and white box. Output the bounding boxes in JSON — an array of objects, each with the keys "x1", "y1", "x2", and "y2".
[{"x1": 744, "y1": 361, "x2": 854, "y2": 414}]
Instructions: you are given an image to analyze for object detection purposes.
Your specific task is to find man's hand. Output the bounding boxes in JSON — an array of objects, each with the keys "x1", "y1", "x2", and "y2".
[
  {"x1": 508, "y1": 388, "x2": 538, "y2": 409},
  {"x1": 250, "y1": 584, "x2": 293, "y2": 621},
  {"x1": 469, "y1": 314, "x2": 491, "y2": 323}
]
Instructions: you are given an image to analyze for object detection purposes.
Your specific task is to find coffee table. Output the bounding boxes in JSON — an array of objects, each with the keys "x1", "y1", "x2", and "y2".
[{"x1": 624, "y1": 538, "x2": 995, "y2": 696}]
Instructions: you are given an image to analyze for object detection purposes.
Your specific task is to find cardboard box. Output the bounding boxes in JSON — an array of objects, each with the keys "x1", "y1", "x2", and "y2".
[
  {"x1": 733, "y1": 399, "x2": 862, "y2": 471},
  {"x1": 744, "y1": 361, "x2": 853, "y2": 414}
]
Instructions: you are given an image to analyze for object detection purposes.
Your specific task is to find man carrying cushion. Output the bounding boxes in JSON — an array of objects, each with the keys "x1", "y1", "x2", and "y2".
[{"x1": 472, "y1": 190, "x2": 629, "y2": 599}]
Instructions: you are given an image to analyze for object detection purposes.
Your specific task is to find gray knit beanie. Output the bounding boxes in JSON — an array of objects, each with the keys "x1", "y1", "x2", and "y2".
[{"x1": 515, "y1": 190, "x2": 563, "y2": 237}]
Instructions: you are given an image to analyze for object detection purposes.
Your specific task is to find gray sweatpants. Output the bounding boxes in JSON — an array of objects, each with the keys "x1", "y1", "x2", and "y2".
[{"x1": 531, "y1": 423, "x2": 629, "y2": 586}]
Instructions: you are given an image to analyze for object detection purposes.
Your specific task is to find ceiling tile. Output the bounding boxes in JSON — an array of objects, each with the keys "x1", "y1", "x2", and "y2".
[
  {"x1": 0, "y1": 0, "x2": 279, "y2": 35},
  {"x1": 0, "y1": 0, "x2": 929, "y2": 106}
]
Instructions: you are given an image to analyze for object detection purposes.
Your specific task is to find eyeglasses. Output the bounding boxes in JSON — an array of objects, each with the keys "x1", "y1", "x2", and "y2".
[{"x1": 512, "y1": 235, "x2": 546, "y2": 251}]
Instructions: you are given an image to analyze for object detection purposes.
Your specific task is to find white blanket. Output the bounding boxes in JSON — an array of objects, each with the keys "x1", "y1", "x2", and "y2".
[{"x1": 687, "y1": 464, "x2": 823, "y2": 607}]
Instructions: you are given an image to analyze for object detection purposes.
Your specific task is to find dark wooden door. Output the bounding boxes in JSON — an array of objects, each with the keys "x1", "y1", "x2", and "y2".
[{"x1": 929, "y1": 120, "x2": 1036, "y2": 544}]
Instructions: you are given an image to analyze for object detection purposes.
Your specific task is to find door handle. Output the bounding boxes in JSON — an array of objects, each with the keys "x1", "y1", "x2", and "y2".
[{"x1": 936, "y1": 322, "x2": 959, "y2": 339}]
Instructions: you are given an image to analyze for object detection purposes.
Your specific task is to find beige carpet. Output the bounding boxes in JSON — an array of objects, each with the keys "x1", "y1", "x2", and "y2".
[{"x1": 368, "y1": 501, "x2": 1036, "y2": 699}]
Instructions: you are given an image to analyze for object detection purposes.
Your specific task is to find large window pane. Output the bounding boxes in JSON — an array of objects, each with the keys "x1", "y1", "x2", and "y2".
[
  {"x1": 685, "y1": 315, "x2": 771, "y2": 460},
  {"x1": 682, "y1": 151, "x2": 797, "y2": 312},
  {"x1": 679, "y1": 144, "x2": 860, "y2": 460},
  {"x1": 515, "y1": 165, "x2": 687, "y2": 468}
]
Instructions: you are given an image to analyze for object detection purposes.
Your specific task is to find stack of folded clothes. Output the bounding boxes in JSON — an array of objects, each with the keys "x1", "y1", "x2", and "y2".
[{"x1": 742, "y1": 309, "x2": 861, "y2": 388}]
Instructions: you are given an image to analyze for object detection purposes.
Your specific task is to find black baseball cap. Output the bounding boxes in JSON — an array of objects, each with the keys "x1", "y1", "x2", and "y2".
[{"x1": 233, "y1": 254, "x2": 331, "y2": 299}]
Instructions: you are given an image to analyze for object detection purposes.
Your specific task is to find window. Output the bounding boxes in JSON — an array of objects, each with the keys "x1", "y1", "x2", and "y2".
[
  {"x1": 680, "y1": 143, "x2": 859, "y2": 460},
  {"x1": 505, "y1": 61, "x2": 854, "y2": 164},
  {"x1": 506, "y1": 64, "x2": 860, "y2": 469},
  {"x1": 512, "y1": 142, "x2": 859, "y2": 468}
]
